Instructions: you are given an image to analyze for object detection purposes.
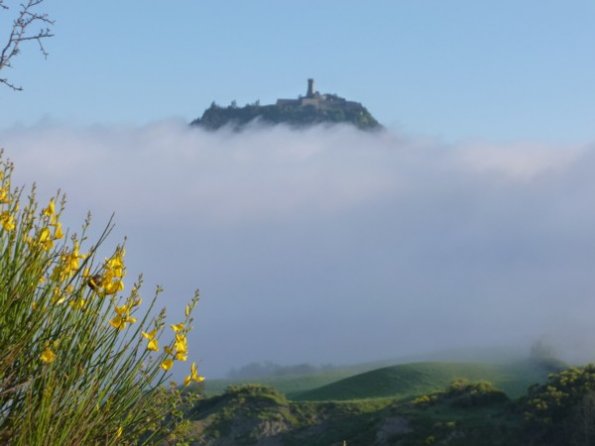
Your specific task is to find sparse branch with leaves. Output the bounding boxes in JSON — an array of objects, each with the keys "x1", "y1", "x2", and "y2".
[{"x1": 0, "y1": 0, "x2": 53, "y2": 91}]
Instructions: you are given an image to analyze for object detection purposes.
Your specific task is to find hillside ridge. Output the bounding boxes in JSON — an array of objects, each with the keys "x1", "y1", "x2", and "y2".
[{"x1": 191, "y1": 79, "x2": 381, "y2": 131}]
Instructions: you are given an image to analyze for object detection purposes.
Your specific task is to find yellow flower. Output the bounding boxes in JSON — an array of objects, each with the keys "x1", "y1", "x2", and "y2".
[
  {"x1": 115, "y1": 304, "x2": 129, "y2": 315},
  {"x1": 93, "y1": 248, "x2": 127, "y2": 296},
  {"x1": 0, "y1": 185, "x2": 9, "y2": 204},
  {"x1": 37, "y1": 227, "x2": 53, "y2": 251},
  {"x1": 142, "y1": 328, "x2": 157, "y2": 338},
  {"x1": 65, "y1": 242, "x2": 83, "y2": 271},
  {"x1": 165, "y1": 332, "x2": 189, "y2": 361},
  {"x1": 105, "y1": 247, "x2": 125, "y2": 278},
  {"x1": 160, "y1": 358, "x2": 173, "y2": 371},
  {"x1": 109, "y1": 314, "x2": 125, "y2": 330},
  {"x1": 53, "y1": 221, "x2": 64, "y2": 239},
  {"x1": 109, "y1": 304, "x2": 136, "y2": 330},
  {"x1": 51, "y1": 243, "x2": 85, "y2": 281},
  {"x1": 147, "y1": 338, "x2": 158, "y2": 351},
  {"x1": 174, "y1": 333, "x2": 187, "y2": 352},
  {"x1": 174, "y1": 334, "x2": 188, "y2": 359},
  {"x1": 170, "y1": 322, "x2": 185, "y2": 333},
  {"x1": 103, "y1": 279, "x2": 124, "y2": 295},
  {"x1": 0, "y1": 211, "x2": 15, "y2": 231},
  {"x1": 142, "y1": 329, "x2": 159, "y2": 351},
  {"x1": 42, "y1": 198, "x2": 55, "y2": 217},
  {"x1": 40, "y1": 347, "x2": 56, "y2": 363},
  {"x1": 184, "y1": 362, "x2": 205, "y2": 386},
  {"x1": 124, "y1": 314, "x2": 137, "y2": 324},
  {"x1": 106, "y1": 256, "x2": 124, "y2": 274}
]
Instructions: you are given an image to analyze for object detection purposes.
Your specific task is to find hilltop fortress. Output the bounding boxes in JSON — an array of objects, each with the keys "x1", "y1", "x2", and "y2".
[
  {"x1": 276, "y1": 79, "x2": 365, "y2": 112},
  {"x1": 191, "y1": 79, "x2": 381, "y2": 131}
]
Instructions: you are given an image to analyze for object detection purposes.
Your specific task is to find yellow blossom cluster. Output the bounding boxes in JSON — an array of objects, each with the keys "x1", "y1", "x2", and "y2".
[
  {"x1": 0, "y1": 174, "x2": 14, "y2": 231},
  {"x1": 37, "y1": 198, "x2": 64, "y2": 250},
  {"x1": 27, "y1": 191, "x2": 204, "y2": 389},
  {"x1": 142, "y1": 329, "x2": 159, "y2": 351},
  {"x1": 0, "y1": 182, "x2": 9, "y2": 204},
  {"x1": 109, "y1": 298, "x2": 140, "y2": 330},
  {"x1": 40, "y1": 346, "x2": 56, "y2": 364},
  {"x1": 184, "y1": 362, "x2": 205, "y2": 387},
  {"x1": 159, "y1": 324, "x2": 186, "y2": 371},
  {"x1": 39, "y1": 340, "x2": 60, "y2": 364},
  {"x1": 0, "y1": 211, "x2": 15, "y2": 232},
  {"x1": 171, "y1": 323, "x2": 188, "y2": 361},
  {"x1": 173, "y1": 334, "x2": 188, "y2": 361},
  {"x1": 141, "y1": 320, "x2": 203, "y2": 386},
  {"x1": 89, "y1": 247, "x2": 126, "y2": 296},
  {"x1": 19, "y1": 198, "x2": 65, "y2": 251},
  {"x1": 51, "y1": 241, "x2": 85, "y2": 282}
]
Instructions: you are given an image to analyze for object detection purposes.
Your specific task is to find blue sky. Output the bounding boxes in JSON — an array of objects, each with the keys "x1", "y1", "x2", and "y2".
[{"x1": 3, "y1": 0, "x2": 595, "y2": 143}]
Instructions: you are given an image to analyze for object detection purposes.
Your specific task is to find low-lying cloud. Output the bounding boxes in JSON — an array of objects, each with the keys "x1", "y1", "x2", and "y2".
[{"x1": 2, "y1": 120, "x2": 595, "y2": 377}]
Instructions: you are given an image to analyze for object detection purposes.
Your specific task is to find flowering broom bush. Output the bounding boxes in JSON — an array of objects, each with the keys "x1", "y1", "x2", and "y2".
[{"x1": 0, "y1": 153, "x2": 204, "y2": 445}]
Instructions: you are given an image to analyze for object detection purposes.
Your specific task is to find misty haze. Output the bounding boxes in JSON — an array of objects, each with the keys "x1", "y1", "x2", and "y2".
[{"x1": 3, "y1": 121, "x2": 594, "y2": 377}]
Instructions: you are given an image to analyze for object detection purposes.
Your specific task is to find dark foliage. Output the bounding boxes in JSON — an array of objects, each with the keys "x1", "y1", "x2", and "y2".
[
  {"x1": 191, "y1": 100, "x2": 381, "y2": 131},
  {"x1": 520, "y1": 365, "x2": 595, "y2": 445}
]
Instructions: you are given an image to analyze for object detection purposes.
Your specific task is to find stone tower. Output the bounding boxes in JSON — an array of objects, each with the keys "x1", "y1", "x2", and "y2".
[{"x1": 307, "y1": 78, "x2": 315, "y2": 97}]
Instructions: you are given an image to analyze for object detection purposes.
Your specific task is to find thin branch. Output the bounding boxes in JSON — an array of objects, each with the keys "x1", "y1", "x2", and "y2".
[{"x1": 0, "y1": 0, "x2": 53, "y2": 91}]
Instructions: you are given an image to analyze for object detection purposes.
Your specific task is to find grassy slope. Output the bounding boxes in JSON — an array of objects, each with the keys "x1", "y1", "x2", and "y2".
[
  {"x1": 204, "y1": 360, "x2": 397, "y2": 397},
  {"x1": 292, "y1": 360, "x2": 563, "y2": 401},
  {"x1": 204, "y1": 371, "x2": 357, "y2": 397}
]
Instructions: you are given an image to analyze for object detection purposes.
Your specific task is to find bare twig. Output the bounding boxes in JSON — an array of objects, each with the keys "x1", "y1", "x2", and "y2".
[{"x1": 0, "y1": 0, "x2": 53, "y2": 91}]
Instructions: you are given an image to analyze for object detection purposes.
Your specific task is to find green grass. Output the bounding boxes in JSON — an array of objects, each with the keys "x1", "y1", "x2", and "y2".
[
  {"x1": 204, "y1": 360, "x2": 397, "y2": 397},
  {"x1": 205, "y1": 371, "x2": 354, "y2": 397},
  {"x1": 292, "y1": 359, "x2": 565, "y2": 401}
]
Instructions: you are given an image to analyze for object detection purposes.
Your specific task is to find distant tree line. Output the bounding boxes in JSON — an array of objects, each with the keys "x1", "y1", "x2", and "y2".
[{"x1": 191, "y1": 100, "x2": 381, "y2": 131}]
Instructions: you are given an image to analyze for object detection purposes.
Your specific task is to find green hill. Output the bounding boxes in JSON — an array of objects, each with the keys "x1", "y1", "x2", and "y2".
[
  {"x1": 205, "y1": 371, "x2": 355, "y2": 397},
  {"x1": 204, "y1": 359, "x2": 401, "y2": 397},
  {"x1": 293, "y1": 359, "x2": 565, "y2": 401},
  {"x1": 178, "y1": 360, "x2": 576, "y2": 445}
]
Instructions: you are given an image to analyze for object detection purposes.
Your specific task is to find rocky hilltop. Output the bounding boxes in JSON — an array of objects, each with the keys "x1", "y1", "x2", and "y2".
[{"x1": 191, "y1": 79, "x2": 381, "y2": 131}]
